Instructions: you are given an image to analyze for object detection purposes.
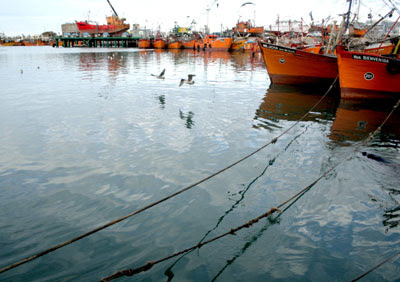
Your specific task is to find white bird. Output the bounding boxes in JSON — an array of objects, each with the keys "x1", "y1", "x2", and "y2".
[
  {"x1": 179, "y1": 74, "x2": 195, "y2": 87},
  {"x1": 151, "y1": 68, "x2": 166, "y2": 79}
]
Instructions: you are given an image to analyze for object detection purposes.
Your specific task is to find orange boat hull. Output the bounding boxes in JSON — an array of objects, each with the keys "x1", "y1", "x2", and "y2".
[
  {"x1": 152, "y1": 39, "x2": 166, "y2": 49},
  {"x1": 138, "y1": 39, "x2": 151, "y2": 49},
  {"x1": 195, "y1": 37, "x2": 232, "y2": 51},
  {"x1": 259, "y1": 42, "x2": 338, "y2": 85},
  {"x1": 167, "y1": 41, "x2": 182, "y2": 49},
  {"x1": 336, "y1": 46, "x2": 400, "y2": 99},
  {"x1": 181, "y1": 39, "x2": 195, "y2": 49}
]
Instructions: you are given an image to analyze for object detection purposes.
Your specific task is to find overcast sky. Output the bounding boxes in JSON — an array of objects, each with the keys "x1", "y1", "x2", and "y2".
[{"x1": 0, "y1": 0, "x2": 393, "y2": 36}]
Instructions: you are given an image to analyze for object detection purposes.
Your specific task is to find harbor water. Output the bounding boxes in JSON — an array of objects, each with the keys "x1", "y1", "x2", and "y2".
[{"x1": 0, "y1": 46, "x2": 399, "y2": 281}]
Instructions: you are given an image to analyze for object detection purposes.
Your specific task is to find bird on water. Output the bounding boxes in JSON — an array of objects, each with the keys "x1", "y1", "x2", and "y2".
[
  {"x1": 179, "y1": 74, "x2": 195, "y2": 87},
  {"x1": 151, "y1": 69, "x2": 166, "y2": 79}
]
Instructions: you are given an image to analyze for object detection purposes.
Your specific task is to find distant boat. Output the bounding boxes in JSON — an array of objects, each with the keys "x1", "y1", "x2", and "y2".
[
  {"x1": 231, "y1": 38, "x2": 246, "y2": 51},
  {"x1": 232, "y1": 21, "x2": 264, "y2": 36},
  {"x1": 152, "y1": 38, "x2": 166, "y2": 49},
  {"x1": 258, "y1": 42, "x2": 338, "y2": 85},
  {"x1": 1, "y1": 41, "x2": 18, "y2": 46},
  {"x1": 195, "y1": 35, "x2": 232, "y2": 51},
  {"x1": 75, "y1": 0, "x2": 129, "y2": 35},
  {"x1": 243, "y1": 39, "x2": 260, "y2": 53},
  {"x1": 167, "y1": 40, "x2": 182, "y2": 49},
  {"x1": 138, "y1": 39, "x2": 152, "y2": 49},
  {"x1": 336, "y1": 46, "x2": 400, "y2": 99},
  {"x1": 181, "y1": 39, "x2": 196, "y2": 49},
  {"x1": 76, "y1": 19, "x2": 129, "y2": 35}
]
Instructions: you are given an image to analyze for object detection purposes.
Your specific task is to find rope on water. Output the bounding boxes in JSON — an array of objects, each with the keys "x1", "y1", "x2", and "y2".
[
  {"x1": 351, "y1": 249, "x2": 400, "y2": 282},
  {"x1": 101, "y1": 98, "x2": 400, "y2": 281},
  {"x1": 0, "y1": 78, "x2": 337, "y2": 275},
  {"x1": 348, "y1": 98, "x2": 400, "y2": 281}
]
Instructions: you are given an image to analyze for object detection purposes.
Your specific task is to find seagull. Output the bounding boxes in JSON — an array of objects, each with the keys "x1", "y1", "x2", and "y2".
[
  {"x1": 151, "y1": 68, "x2": 166, "y2": 79},
  {"x1": 179, "y1": 74, "x2": 195, "y2": 87}
]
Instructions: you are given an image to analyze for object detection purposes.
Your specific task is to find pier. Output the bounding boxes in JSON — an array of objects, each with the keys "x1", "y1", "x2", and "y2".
[{"x1": 54, "y1": 36, "x2": 153, "y2": 48}]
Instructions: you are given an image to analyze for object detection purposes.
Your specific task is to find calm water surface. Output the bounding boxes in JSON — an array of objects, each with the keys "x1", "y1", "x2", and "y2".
[{"x1": 0, "y1": 46, "x2": 399, "y2": 281}]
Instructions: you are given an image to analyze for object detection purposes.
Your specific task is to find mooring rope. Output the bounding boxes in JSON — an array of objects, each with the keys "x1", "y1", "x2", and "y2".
[
  {"x1": 101, "y1": 98, "x2": 400, "y2": 281},
  {"x1": 351, "y1": 249, "x2": 400, "y2": 281},
  {"x1": 0, "y1": 78, "x2": 337, "y2": 275}
]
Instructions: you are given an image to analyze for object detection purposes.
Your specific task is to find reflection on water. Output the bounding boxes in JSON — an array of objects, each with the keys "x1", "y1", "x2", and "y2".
[
  {"x1": 254, "y1": 84, "x2": 339, "y2": 131},
  {"x1": 330, "y1": 99, "x2": 400, "y2": 145},
  {"x1": 157, "y1": 94, "x2": 166, "y2": 109},
  {"x1": 0, "y1": 47, "x2": 399, "y2": 281},
  {"x1": 179, "y1": 110, "x2": 195, "y2": 129}
]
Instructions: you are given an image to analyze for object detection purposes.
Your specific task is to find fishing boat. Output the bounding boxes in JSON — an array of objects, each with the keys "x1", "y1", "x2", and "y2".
[
  {"x1": 244, "y1": 39, "x2": 260, "y2": 53},
  {"x1": 181, "y1": 39, "x2": 196, "y2": 49},
  {"x1": 231, "y1": 38, "x2": 246, "y2": 51},
  {"x1": 258, "y1": 42, "x2": 338, "y2": 85},
  {"x1": 232, "y1": 21, "x2": 264, "y2": 36},
  {"x1": 167, "y1": 40, "x2": 182, "y2": 49},
  {"x1": 232, "y1": 19, "x2": 264, "y2": 52},
  {"x1": 336, "y1": 46, "x2": 400, "y2": 99},
  {"x1": 1, "y1": 41, "x2": 18, "y2": 46},
  {"x1": 195, "y1": 35, "x2": 232, "y2": 51},
  {"x1": 75, "y1": 0, "x2": 129, "y2": 35},
  {"x1": 138, "y1": 39, "x2": 152, "y2": 49},
  {"x1": 152, "y1": 38, "x2": 166, "y2": 49}
]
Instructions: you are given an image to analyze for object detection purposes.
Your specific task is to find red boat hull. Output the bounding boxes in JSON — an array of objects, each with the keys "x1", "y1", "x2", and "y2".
[{"x1": 75, "y1": 21, "x2": 129, "y2": 34}]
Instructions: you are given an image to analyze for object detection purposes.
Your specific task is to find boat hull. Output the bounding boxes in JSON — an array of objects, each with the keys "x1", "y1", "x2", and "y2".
[
  {"x1": 231, "y1": 39, "x2": 246, "y2": 51},
  {"x1": 167, "y1": 41, "x2": 182, "y2": 49},
  {"x1": 181, "y1": 39, "x2": 196, "y2": 49},
  {"x1": 75, "y1": 21, "x2": 129, "y2": 35},
  {"x1": 195, "y1": 37, "x2": 232, "y2": 51},
  {"x1": 336, "y1": 46, "x2": 400, "y2": 99},
  {"x1": 259, "y1": 42, "x2": 338, "y2": 85},
  {"x1": 244, "y1": 41, "x2": 260, "y2": 53},
  {"x1": 138, "y1": 39, "x2": 152, "y2": 49},
  {"x1": 152, "y1": 39, "x2": 166, "y2": 49}
]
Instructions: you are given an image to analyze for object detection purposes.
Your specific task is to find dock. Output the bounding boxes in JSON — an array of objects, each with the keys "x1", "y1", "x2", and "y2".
[{"x1": 54, "y1": 36, "x2": 153, "y2": 48}]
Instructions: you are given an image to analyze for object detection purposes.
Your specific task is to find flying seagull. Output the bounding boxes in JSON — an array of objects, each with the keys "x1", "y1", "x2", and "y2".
[
  {"x1": 151, "y1": 68, "x2": 166, "y2": 79},
  {"x1": 240, "y1": 2, "x2": 255, "y2": 7},
  {"x1": 179, "y1": 74, "x2": 195, "y2": 87}
]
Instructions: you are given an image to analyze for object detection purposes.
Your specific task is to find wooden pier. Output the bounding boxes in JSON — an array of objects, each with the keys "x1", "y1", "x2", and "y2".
[{"x1": 54, "y1": 36, "x2": 153, "y2": 48}]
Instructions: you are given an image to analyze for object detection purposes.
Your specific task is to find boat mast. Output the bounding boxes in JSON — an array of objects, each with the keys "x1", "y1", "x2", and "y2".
[
  {"x1": 362, "y1": 8, "x2": 395, "y2": 37},
  {"x1": 345, "y1": 0, "x2": 353, "y2": 32},
  {"x1": 107, "y1": 0, "x2": 119, "y2": 17}
]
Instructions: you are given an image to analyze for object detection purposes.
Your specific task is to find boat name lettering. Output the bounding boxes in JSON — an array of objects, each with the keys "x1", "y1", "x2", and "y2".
[
  {"x1": 352, "y1": 54, "x2": 389, "y2": 64},
  {"x1": 263, "y1": 43, "x2": 295, "y2": 54}
]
